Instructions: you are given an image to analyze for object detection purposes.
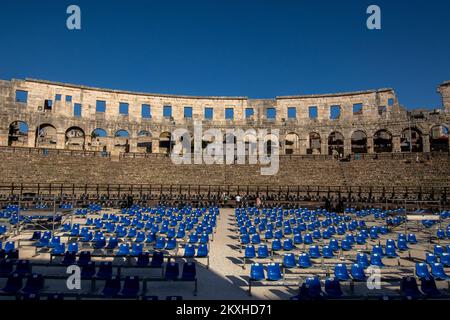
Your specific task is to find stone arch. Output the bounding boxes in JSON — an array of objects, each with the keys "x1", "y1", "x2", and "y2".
[
  {"x1": 328, "y1": 131, "x2": 344, "y2": 156},
  {"x1": 263, "y1": 133, "x2": 279, "y2": 156},
  {"x1": 65, "y1": 127, "x2": 85, "y2": 150},
  {"x1": 373, "y1": 129, "x2": 392, "y2": 153},
  {"x1": 307, "y1": 132, "x2": 321, "y2": 155},
  {"x1": 35, "y1": 123, "x2": 57, "y2": 148},
  {"x1": 285, "y1": 132, "x2": 300, "y2": 155},
  {"x1": 159, "y1": 131, "x2": 173, "y2": 154},
  {"x1": 429, "y1": 125, "x2": 449, "y2": 152},
  {"x1": 351, "y1": 130, "x2": 368, "y2": 154},
  {"x1": 401, "y1": 127, "x2": 423, "y2": 152},
  {"x1": 90, "y1": 128, "x2": 108, "y2": 152},
  {"x1": 137, "y1": 130, "x2": 152, "y2": 153},
  {"x1": 8, "y1": 121, "x2": 29, "y2": 147},
  {"x1": 114, "y1": 129, "x2": 130, "y2": 153}
]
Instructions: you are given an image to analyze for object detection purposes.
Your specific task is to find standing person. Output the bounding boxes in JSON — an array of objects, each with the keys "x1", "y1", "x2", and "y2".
[
  {"x1": 235, "y1": 194, "x2": 241, "y2": 207},
  {"x1": 256, "y1": 196, "x2": 261, "y2": 208}
]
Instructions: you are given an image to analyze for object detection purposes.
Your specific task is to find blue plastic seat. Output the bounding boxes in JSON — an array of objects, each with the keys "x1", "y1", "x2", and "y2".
[
  {"x1": 105, "y1": 237, "x2": 118, "y2": 250},
  {"x1": 407, "y1": 233, "x2": 417, "y2": 244},
  {"x1": 250, "y1": 263, "x2": 265, "y2": 281},
  {"x1": 386, "y1": 239, "x2": 396, "y2": 248},
  {"x1": 341, "y1": 239, "x2": 352, "y2": 251},
  {"x1": 102, "y1": 276, "x2": 121, "y2": 297},
  {"x1": 271, "y1": 239, "x2": 282, "y2": 251},
  {"x1": 372, "y1": 245, "x2": 384, "y2": 256},
  {"x1": 300, "y1": 276, "x2": 323, "y2": 299},
  {"x1": 283, "y1": 253, "x2": 296, "y2": 268},
  {"x1": 150, "y1": 251, "x2": 164, "y2": 268},
  {"x1": 426, "y1": 253, "x2": 437, "y2": 264},
  {"x1": 437, "y1": 229, "x2": 446, "y2": 239},
  {"x1": 15, "y1": 260, "x2": 31, "y2": 276},
  {"x1": 398, "y1": 239, "x2": 409, "y2": 251},
  {"x1": 117, "y1": 243, "x2": 130, "y2": 256},
  {"x1": 52, "y1": 243, "x2": 65, "y2": 255},
  {"x1": 251, "y1": 234, "x2": 261, "y2": 245},
  {"x1": 77, "y1": 251, "x2": 91, "y2": 266},
  {"x1": 420, "y1": 278, "x2": 441, "y2": 297},
  {"x1": 350, "y1": 263, "x2": 366, "y2": 281},
  {"x1": 0, "y1": 259, "x2": 13, "y2": 277},
  {"x1": 356, "y1": 234, "x2": 366, "y2": 245},
  {"x1": 264, "y1": 230, "x2": 273, "y2": 240},
  {"x1": 430, "y1": 263, "x2": 450, "y2": 280},
  {"x1": 35, "y1": 237, "x2": 50, "y2": 248},
  {"x1": 96, "y1": 261, "x2": 113, "y2": 279},
  {"x1": 334, "y1": 263, "x2": 350, "y2": 281},
  {"x1": 369, "y1": 228, "x2": 379, "y2": 239},
  {"x1": 131, "y1": 243, "x2": 143, "y2": 257},
  {"x1": 309, "y1": 245, "x2": 321, "y2": 258},
  {"x1": 165, "y1": 262, "x2": 180, "y2": 280},
  {"x1": 81, "y1": 261, "x2": 96, "y2": 280},
  {"x1": 0, "y1": 273, "x2": 23, "y2": 294},
  {"x1": 120, "y1": 276, "x2": 140, "y2": 297},
  {"x1": 135, "y1": 232, "x2": 145, "y2": 243},
  {"x1": 324, "y1": 277, "x2": 343, "y2": 298},
  {"x1": 21, "y1": 273, "x2": 44, "y2": 295},
  {"x1": 298, "y1": 253, "x2": 312, "y2": 268},
  {"x1": 189, "y1": 233, "x2": 199, "y2": 244},
  {"x1": 197, "y1": 244, "x2": 208, "y2": 257},
  {"x1": 415, "y1": 263, "x2": 432, "y2": 280},
  {"x1": 329, "y1": 239, "x2": 339, "y2": 251},
  {"x1": 440, "y1": 253, "x2": 450, "y2": 267},
  {"x1": 322, "y1": 246, "x2": 334, "y2": 259},
  {"x1": 165, "y1": 238, "x2": 177, "y2": 250},
  {"x1": 61, "y1": 251, "x2": 76, "y2": 265},
  {"x1": 93, "y1": 237, "x2": 106, "y2": 249},
  {"x1": 400, "y1": 276, "x2": 423, "y2": 299},
  {"x1": 283, "y1": 239, "x2": 294, "y2": 251},
  {"x1": 257, "y1": 245, "x2": 269, "y2": 258},
  {"x1": 304, "y1": 234, "x2": 313, "y2": 244},
  {"x1": 245, "y1": 245, "x2": 256, "y2": 259},
  {"x1": 30, "y1": 231, "x2": 41, "y2": 241},
  {"x1": 155, "y1": 237, "x2": 166, "y2": 250},
  {"x1": 267, "y1": 263, "x2": 282, "y2": 281},
  {"x1": 434, "y1": 245, "x2": 445, "y2": 257},
  {"x1": 184, "y1": 244, "x2": 196, "y2": 257},
  {"x1": 370, "y1": 253, "x2": 384, "y2": 267},
  {"x1": 385, "y1": 245, "x2": 398, "y2": 258},
  {"x1": 293, "y1": 234, "x2": 302, "y2": 244},
  {"x1": 182, "y1": 262, "x2": 197, "y2": 280}
]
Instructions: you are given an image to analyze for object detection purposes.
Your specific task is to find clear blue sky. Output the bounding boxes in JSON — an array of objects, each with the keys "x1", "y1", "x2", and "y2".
[{"x1": 0, "y1": 0, "x2": 449, "y2": 108}]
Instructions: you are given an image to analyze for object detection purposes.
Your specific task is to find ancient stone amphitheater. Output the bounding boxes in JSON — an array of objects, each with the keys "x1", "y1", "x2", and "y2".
[{"x1": 0, "y1": 78, "x2": 449, "y2": 202}]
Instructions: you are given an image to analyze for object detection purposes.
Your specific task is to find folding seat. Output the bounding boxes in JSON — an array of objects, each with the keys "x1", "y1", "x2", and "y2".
[
  {"x1": 426, "y1": 253, "x2": 437, "y2": 265},
  {"x1": 0, "y1": 273, "x2": 23, "y2": 294},
  {"x1": 0, "y1": 259, "x2": 13, "y2": 277},
  {"x1": 131, "y1": 243, "x2": 143, "y2": 257},
  {"x1": 434, "y1": 245, "x2": 445, "y2": 257},
  {"x1": 197, "y1": 244, "x2": 208, "y2": 257},
  {"x1": 245, "y1": 245, "x2": 256, "y2": 259},
  {"x1": 119, "y1": 276, "x2": 140, "y2": 298},
  {"x1": 102, "y1": 276, "x2": 121, "y2": 297},
  {"x1": 271, "y1": 239, "x2": 282, "y2": 251},
  {"x1": 309, "y1": 245, "x2": 321, "y2": 258},
  {"x1": 397, "y1": 239, "x2": 409, "y2": 251},
  {"x1": 415, "y1": 263, "x2": 432, "y2": 280},
  {"x1": 240, "y1": 234, "x2": 250, "y2": 245},
  {"x1": 400, "y1": 277, "x2": 423, "y2": 300},
  {"x1": 334, "y1": 264, "x2": 350, "y2": 281},
  {"x1": 324, "y1": 277, "x2": 343, "y2": 298},
  {"x1": 300, "y1": 276, "x2": 323, "y2": 300},
  {"x1": 329, "y1": 239, "x2": 339, "y2": 252},
  {"x1": 356, "y1": 234, "x2": 366, "y2": 245},
  {"x1": 386, "y1": 239, "x2": 396, "y2": 248},
  {"x1": 182, "y1": 262, "x2": 197, "y2": 280},
  {"x1": 184, "y1": 244, "x2": 196, "y2": 258},
  {"x1": 93, "y1": 236, "x2": 106, "y2": 249},
  {"x1": 96, "y1": 261, "x2": 113, "y2": 279},
  {"x1": 35, "y1": 236, "x2": 50, "y2": 248},
  {"x1": 298, "y1": 253, "x2": 312, "y2": 268},
  {"x1": 267, "y1": 263, "x2": 282, "y2": 281},
  {"x1": 136, "y1": 252, "x2": 150, "y2": 267},
  {"x1": 437, "y1": 229, "x2": 446, "y2": 239},
  {"x1": 283, "y1": 239, "x2": 294, "y2": 251},
  {"x1": 379, "y1": 226, "x2": 388, "y2": 235},
  {"x1": 274, "y1": 230, "x2": 283, "y2": 240},
  {"x1": 15, "y1": 260, "x2": 31, "y2": 276},
  {"x1": 312, "y1": 230, "x2": 321, "y2": 239},
  {"x1": 199, "y1": 233, "x2": 209, "y2": 244},
  {"x1": 77, "y1": 251, "x2": 91, "y2": 266},
  {"x1": 440, "y1": 253, "x2": 450, "y2": 267},
  {"x1": 135, "y1": 232, "x2": 146, "y2": 243},
  {"x1": 293, "y1": 233, "x2": 302, "y2": 244},
  {"x1": 166, "y1": 239, "x2": 177, "y2": 250},
  {"x1": 250, "y1": 263, "x2": 265, "y2": 281},
  {"x1": 283, "y1": 253, "x2": 296, "y2": 268},
  {"x1": 155, "y1": 237, "x2": 166, "y2": 250},
  {"x1": 350, "y1": 263, "x2": 366, "y2": 281},
  {"x1": 322, "y1": 246, "x2": 334, "y2": 259},
  {"x1": 127, "y1": 228, "x2": 137, "y2": 239},
  {"x1": 70, "y1": 226, "x2": 80, "y2": 237},
  {"x1": 407, "y1": 233, "x2": 417, "y2": 244},
  {"x1": 322, "y1": 230, "x2": 331, "y2": 239},
  {"x1": 420, "y1": 278, "x2": 441, "y2": 297},
  {"x1": 251, "y1": 234, "x2": 261, "y2": 245},
  {"x1": 150, "y1": 251, "x2": 164, "y2": 268},
  {"x1": 345, "y1": 234, "x2": 356, "y2": 245},
  {"x1": 81, "y1": 261, "x2": 96, "y2": 280},
  {"x1": 52, "y1": 243, "x2": 65, "y2": 255},
  {"x1": 385, "y1": 245, "x2": 398, "y2": 258},
  {"x1": 341, "y1": 239, "x2": 352, "y2": 251},
  {"x1": 372, "y1": 245, "x2": 384, "y2": 256},
  {"x1": 145, "y1": 233, "x2": 156, "y2": 244},
  {"x1": 164, "y1": 262, "x2": 180, "y2": 280},
  {"x1": 176, "y1": 229, "x2": 186, "y2": 239},
  {"x1": 370, "y1": 253, "x2": 384, "y2": 267},
  {"x1": 61, "y1": 251, "x2": 76, "y2": 265},
  {"x1": 29, "y1": 231, "x2": 41, "y2": 241},
  {"x1": 303, "y1": 234, "x2": 313, "y2": 245},
  {"x1": 369, "y1": 228, "x2": 379, "y2": 240},
  {"x1": 257, "y1": 245, "x2": 269, "y2": 258},
  {"x1": 430, "y1": 263, "x2": 450, "y2": 280},
  {"x1": 398, "y1": 233, "x2": 407, "y2": 241},
  {"x1": 189, "y1": 233, "x2": 199, "y2": 244},
  {"x1": 81, "y1": 232, "x2": 93, "y2": 243}
]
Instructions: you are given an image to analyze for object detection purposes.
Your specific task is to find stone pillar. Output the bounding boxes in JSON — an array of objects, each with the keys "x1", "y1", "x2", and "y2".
[
  {"x1": 129, "y1": 137, "x2": 138, "y2": 153},
  {"x1": 344, "y1": 138, "x2": 352, "y2": 157},
  {"x1": 56, "y1": 132, "x2": 65, "y2": 149},
  {"x1": 393, "y1": 135, "x2": 401, "y2": 153},
  {"x1": 0, "y1": 131, "x2": 8, "y2": 147},
  {"x1": 299, "y1": 138, "x2": 307, "y2": 155},
  {"x1": 152, "y1": 138, "x2": 160, "y2": 154},
  {"x1": 321, "y1": 139, "x2": 328, "y2": 155},
  {"x1": 28, "y1": 129, "x2": 36, "y2": 147},
  {"x1": 367, "y1": 136, "x2": 374, "y2": 154},
  {"x1": 422, "y1": 134, "x2": 430, "y2": 153}
]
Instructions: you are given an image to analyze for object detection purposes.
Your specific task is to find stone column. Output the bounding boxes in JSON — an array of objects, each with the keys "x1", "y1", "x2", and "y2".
[
  {"x1": 367, "y1": 136, "x2": 374, "y2": 154},
  {"x1": 0, "y1": 130, "x2": 8, "y2": 147},
  {"x1": 28, "y1": 129, "x2": 36, "y2": 147},
  {"x1": 344, "y1": 138, "x2": 352, "y2": 157},
  {"x1": 152, "y1": 138, "x2": 160, "y2": 154},
  {"x1": 393, "y1": 135, "x2": 401, "y2": 153},
  {"x1": 56, "y1": 132, "x2": 65, "y2": 149},
  {"x1": 321, "y1": 139, "x2": 328, "y2": 155},
  {"x1": 299, "y1": 138, "x2": 307, "y2": 155},
  {"x1": 422, "y1": 134, "x2": 430, "y2": 153},
  {"x1": 129, "y1": 137, "x2": 138, "y2": 153}
]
